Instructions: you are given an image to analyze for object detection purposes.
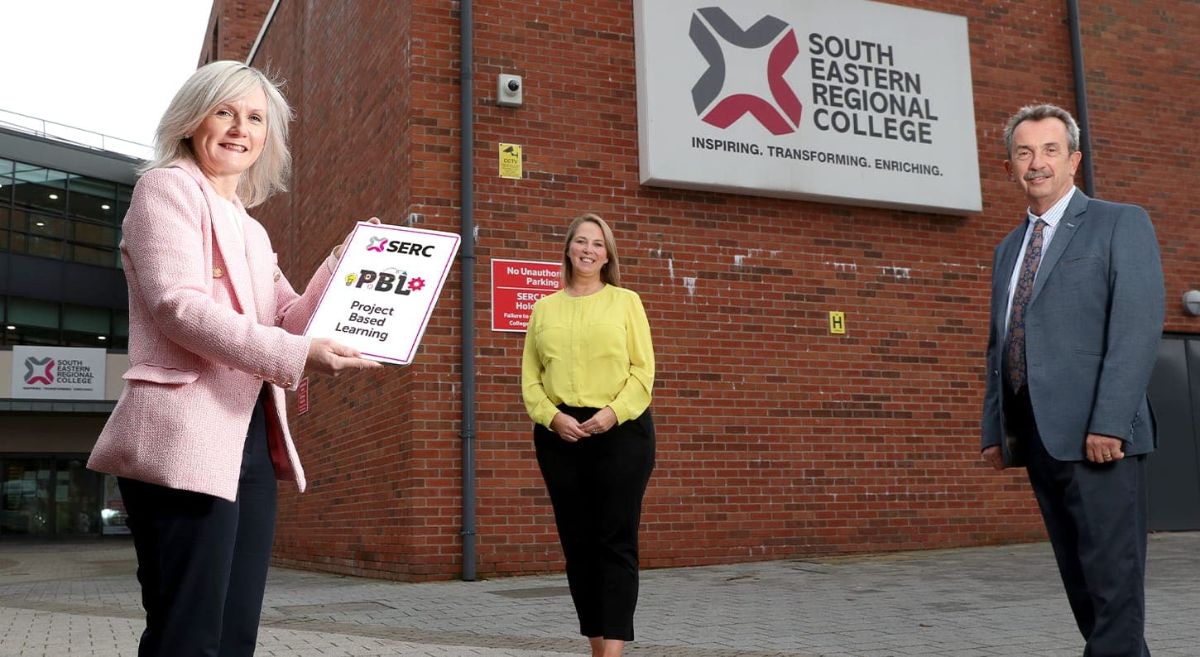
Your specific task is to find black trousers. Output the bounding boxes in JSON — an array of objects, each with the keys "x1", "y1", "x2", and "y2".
[
  {"x1": 1006, "y1": 386, "x2": 1150, "y2": 657},
  {"x1": 119, "y1": 387, "x2": 278, "y2": 657},
  {"x1": 535, "y1": 407, "x2": 655, "y2": 641}
]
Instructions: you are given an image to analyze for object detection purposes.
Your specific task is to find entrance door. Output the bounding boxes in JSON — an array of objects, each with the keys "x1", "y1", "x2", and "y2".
[
  {"x1": 1146, "y1": 335, "x2": 1200, "y2": 530},
  {"x1": 0, "y1": 455, "x2": 106, "y2": 537},
  {"x1": 55, "y1": 457, "x2": 102, "y2": 535},
  {"x1": 0, "y1": 458, "x2": 53, "y2": 536}
]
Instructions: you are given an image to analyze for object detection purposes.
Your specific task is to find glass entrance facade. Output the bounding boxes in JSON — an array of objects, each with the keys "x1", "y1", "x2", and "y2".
[
  {"x1": 1, "y1": 122, "x2": 139, "y2": 541},
  {"x1": 0, "y1": 455, "x2": 126, "y2": 537}
]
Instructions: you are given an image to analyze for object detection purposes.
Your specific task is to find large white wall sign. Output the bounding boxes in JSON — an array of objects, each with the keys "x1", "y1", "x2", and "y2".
[{"x1": 635, "y1": 0, "x2": 981, "y2": 214}]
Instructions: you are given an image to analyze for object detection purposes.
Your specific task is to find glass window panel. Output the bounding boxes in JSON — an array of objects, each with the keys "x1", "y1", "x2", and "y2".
[
  {"x1": 63, "y1": 330, "x2": 108, "y2": 347},
  {"x1": 113, "y1": 313, "x2": 128, "y2": 337},
  {"x1": 68, "y1": 177, "x2": 120, "y2": 225},
  {"x1": 9, "y1": 208, "x2": 27, "y2": 230},
  {"x1": 0, "y1": 206, "x2": 9, "y2": 229},
  {"x1": 10, "y1": 211, "x2": 64, "y2": 258},
  {"x1": 27, "y1": 214, "x2": 66, "y2": 238},
  {"x1": 25, "y1": 234, "x2": 63, "y2": 259},
  {"x1": 0, "y1": 230, "x2": 7, "y2": 251},
  {"x1": 4, "y1": 325, "x2": 61, "y2": 345},
  {"x1": 63, "y1": 304, "x2": 109, "y2": 334},
  {"x1": 56, "y1": 459, "x2": 102, "y2": 535},
  {"x1": 0, "y1": 459, "x2": 53, "y2": 536},
  {"x1": 70, "y1": 244, "x2": 118, "y2": 267},
  {"x1": 13, "y1": 162, "x2": 41, "y2": 180},
  {"x1": 72, "y1": 221, "x2": 118, "y2": 247},
  {"x1": 110, "y1": 186, "x2": 132, "y2": 223},
  {"x1": 0, "y1": 158, "x2": 13, "y2": 205},
  {"x1": 8, "y1": 297, "x2": 59, "y2": 328},
  {"x1": 12, "y1": 165, "x2": 67, "y2": 215},
  {"x1": 68, "y1": 176, "x2": 117, "y2": 201},
  {"x1": 100, "y1": 474, "x2": 130, "y2": 535}
]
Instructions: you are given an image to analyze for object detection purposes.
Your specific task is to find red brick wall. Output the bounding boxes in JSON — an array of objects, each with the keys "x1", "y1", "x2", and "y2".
[
  {"x1": 199, "y1": 0, "x2": 273, "y2": 65},
  {"x1": 234, "y1": 0, "x2": 1200, "y2": 581}
]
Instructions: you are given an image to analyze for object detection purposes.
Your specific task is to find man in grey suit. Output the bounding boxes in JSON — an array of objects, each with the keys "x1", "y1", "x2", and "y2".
[{"x1": 981, "y1": 104, "x2": 1164, "y2": 656}]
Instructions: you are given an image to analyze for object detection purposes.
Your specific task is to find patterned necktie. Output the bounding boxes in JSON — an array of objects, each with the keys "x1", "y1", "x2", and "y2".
[{"x1": 1005, "y1": 219, "x2": 1046, "y2": 392}]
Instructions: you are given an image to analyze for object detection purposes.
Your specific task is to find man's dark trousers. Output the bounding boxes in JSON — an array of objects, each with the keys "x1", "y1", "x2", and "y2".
[{"x1": 1006, "y1": 385, "x2": 1150, "y2": 657}]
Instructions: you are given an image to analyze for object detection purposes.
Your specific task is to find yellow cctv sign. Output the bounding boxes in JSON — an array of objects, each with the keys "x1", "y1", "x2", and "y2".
[
  {"x1": 499, "y1": 143, "x2": 522, "y2": 179},
  {"x1": 829, "y1": 311, "x2": 846, "y2": 334}
]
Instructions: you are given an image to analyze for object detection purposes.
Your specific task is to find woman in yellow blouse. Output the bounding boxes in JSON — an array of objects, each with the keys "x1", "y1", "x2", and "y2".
[{"x1": 521, "y1": 213, "x2": 655, "y2": 657}]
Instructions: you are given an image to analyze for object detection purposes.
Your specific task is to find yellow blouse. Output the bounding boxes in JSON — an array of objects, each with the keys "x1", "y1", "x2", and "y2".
[{"x1": 521, "y1": 285, "x2": 654, "y2": 428}]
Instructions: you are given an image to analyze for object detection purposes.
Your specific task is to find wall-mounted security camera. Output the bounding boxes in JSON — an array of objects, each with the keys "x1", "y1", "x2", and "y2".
[
  {"x1": 1184, "y1": 290, "x2": 1200, "y2": 316},
  {"x1": 498, "y1": 74, "x2": 523, "y2": 107}
]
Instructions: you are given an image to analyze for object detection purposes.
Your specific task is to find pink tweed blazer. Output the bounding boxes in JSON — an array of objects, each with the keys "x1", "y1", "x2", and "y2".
[{"x1": 88, "y1": 159, "x2": 333, "y2": 501}]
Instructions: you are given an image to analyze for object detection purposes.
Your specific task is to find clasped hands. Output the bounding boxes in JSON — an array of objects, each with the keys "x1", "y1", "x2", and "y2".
[{"x1": 550, "y1": 407, "x2": 618, "y2": 442}]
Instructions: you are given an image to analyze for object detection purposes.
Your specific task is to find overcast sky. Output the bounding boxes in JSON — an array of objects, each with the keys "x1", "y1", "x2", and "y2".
[{"x1": 0, "y1": 0, "x2": 215, "y2": 158}]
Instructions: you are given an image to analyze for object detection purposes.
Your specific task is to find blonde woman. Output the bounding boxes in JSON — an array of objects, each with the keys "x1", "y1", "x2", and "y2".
[
  {"x1": 521, "y1": 213, "x2": 655, "y2": 657},
  {"x1": 88, "y1": 61, "x2": 379, "y2": 656}
]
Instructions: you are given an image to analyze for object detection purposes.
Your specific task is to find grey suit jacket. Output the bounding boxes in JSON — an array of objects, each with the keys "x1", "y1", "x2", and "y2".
[{"x1": 981, "y1": 190, "x2": 1165, "y2": 465}]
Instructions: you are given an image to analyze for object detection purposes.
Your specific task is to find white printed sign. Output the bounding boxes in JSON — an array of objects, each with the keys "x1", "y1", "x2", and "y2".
[
  {"x1": 635, "y1": 0, "x2": 981, "y2": 214},
  {"x1": 11, "y1": 346, "x2": 107, "y2": 400},
  {"x1": 305, "y1": 223, "x2": 461, "y2": 365}
]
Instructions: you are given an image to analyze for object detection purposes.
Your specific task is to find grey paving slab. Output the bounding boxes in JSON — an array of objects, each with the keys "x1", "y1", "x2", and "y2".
[{"x1": 0, "y1": 533, "x2": 1197, "y2": 656}]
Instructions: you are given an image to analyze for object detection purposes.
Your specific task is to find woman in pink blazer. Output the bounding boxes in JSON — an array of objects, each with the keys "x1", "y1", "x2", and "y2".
[{"x1": 87, "y1": 61, "x2": 379, "y2": 657}]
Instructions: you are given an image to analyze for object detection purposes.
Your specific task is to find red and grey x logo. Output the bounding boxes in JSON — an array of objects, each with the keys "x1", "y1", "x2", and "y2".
[
  {"x1": 690, "y1": 7, "x2": 802, "y2": 135},
  {"x1": 24, "y1": 357, "x2": 55, "y2": 385}
]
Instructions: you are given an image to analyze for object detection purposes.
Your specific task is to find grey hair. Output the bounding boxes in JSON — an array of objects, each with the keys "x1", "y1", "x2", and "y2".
[
  {"x1": 561, "y1": 213, "x2": 621, "y2": 288},
  {"x1": 141, "y1": 60, "x2": 293, "y2": 207},
  {"x1": 1003, "y1": 103, "x2": 1080, "y2": 157}
]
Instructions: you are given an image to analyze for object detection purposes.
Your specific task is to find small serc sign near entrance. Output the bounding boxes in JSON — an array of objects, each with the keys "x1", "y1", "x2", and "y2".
[
  {"x1": 11, "y1": 346, "x2": 107, "y2": 400},
  {"x1": 492, "y1": 259, "x2": 561, "y2": 332},
  {"x1": 634, "y1": 0, "x2": 981, "y2": 214}
]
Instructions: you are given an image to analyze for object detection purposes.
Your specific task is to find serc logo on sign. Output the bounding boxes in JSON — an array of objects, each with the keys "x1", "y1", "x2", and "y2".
[
  {"x1": 364, "y1": 238, "x2": 436, "y2": 258},
  {"x1": 351, "y1": 235, "x2": 436, "y2": 295},
  {"x1": 690, "y1": 7, "x2": 802, "y2": 136},
  {"x1": 24, "y1": 357, "x2": 55, "y2": 385}
]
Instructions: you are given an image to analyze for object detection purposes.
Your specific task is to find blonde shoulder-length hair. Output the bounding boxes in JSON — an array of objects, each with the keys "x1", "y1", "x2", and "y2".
[
  {"x1": 561, "y1": 213, "x2": 621, "y2": 287},
  {"x1": 141, "y1": 60, "x2": 293, "y2": 207}
]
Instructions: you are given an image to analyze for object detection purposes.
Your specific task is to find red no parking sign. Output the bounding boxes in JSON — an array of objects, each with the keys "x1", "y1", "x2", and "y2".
[{"x1": 491, "y1": 259, "x2": 560, "y2": 332}]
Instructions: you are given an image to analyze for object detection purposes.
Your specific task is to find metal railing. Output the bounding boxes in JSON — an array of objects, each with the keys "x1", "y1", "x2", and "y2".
[{"x1": 0, "y1": 108, "x2": 152, "y2": 160}]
